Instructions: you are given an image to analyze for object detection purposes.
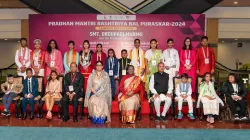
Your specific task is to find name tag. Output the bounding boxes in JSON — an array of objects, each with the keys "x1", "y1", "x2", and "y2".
[
  {"x1": 69, "y1": 85, "x2": 74, "y2": 92},
  {"x1": 205, "y1": 58, "x2": 209, "y2": 64},
  {"x1": 109, "y1": 70, "x2": 114, "y2": 76},
  {"x1": 5, "y1": 91, "x2": 10, "y2": 95},
  {"x1": 22, "y1": 60, "x2": 26, "y2": 65},
  {"x1": 50, "y1": 61, "x2": 55, "y2": 67},
  {"x1": 181, "y1": 92, "x2": 187, "y2": 95},
  {"x1": 152, "y1": 60, "x2": 157, "y2": 66},
  {"x1": 137, "y1": 61, "x2": 140, "y2": 67},
  {"x1": 122, "y1": 69, "x2": 126, "y2": 76},
  {"x1": 185, "y1": 59, "x2": 190, "y2": 65},
  {"x1": 83, "y1": 61, "x2": 86, "y2": 66},
  {"x1": 34, "y1": 61, "x2": 39, "y2": 67}
]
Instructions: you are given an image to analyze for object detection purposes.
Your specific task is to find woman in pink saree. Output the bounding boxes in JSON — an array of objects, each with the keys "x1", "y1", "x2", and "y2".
[
  {"x1": 179, "y1": 37, "x2": 196, "y2": 90},
  {"x1": 118, "y1": 65, "x2": 144, "y2": 124}
]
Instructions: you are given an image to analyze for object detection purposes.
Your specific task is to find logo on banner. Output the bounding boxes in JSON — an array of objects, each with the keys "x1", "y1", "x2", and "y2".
[{"x1": 97, "y1": 15, "x2": 136, "y2": 20}]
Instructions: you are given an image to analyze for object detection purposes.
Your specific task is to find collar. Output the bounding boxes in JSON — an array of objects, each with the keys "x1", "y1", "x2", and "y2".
[{"x1": 27, "y1": 77, "x2": 32, "y2": 81}]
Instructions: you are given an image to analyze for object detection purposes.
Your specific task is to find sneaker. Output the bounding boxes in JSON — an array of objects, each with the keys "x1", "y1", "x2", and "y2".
[
  {"x1": 155, "y1": 116, "x2": 161, "y2": 122},
  {"x1": 210, "y1": 117, "x2": 214, "y2": 124},
  {"x1": 234, "y1": 114, "x2": 240, "y2": 120},
  {"x1": 161, "y1": 115, "x2": 167, "y2": 122},
  {"x1": 240, "y1": 116, "x2": 248, "y2": 121},
  {"x1": 5, "y1": 110, "x2": 10, "y2": 117},
  {"x1": 178, "y1": 112, "x2": 183, "y2": 119},
  {"x1": 207, "y1": 116, "x2": 211, "y2": 122},
  {"x1": 1, "y1": 110, "x2": 7, "y2": 116},
  {"x1": 188, "y1": 113, "x2": 195, "y2": 120}
]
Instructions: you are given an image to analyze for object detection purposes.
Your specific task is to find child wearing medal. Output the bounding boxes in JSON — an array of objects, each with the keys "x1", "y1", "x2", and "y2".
[
  {"x1": 178, "y1": 37, "x2": 196, "y2": 91},
  {"x1": 104, "y1": 48, "x2": 119, "y2": 100},
  {"x1": 79, "y1": 40, "x2": 93, "y2": 74},
  {"x1": 118, "y1": 49, "x2": 131, "y2": 82},
  {"x1": 30, "y1": 38, "x2": 45, "y2": 76},
  {"x1": 145, "y1": 39, "x2": 162, "y2": 98}
]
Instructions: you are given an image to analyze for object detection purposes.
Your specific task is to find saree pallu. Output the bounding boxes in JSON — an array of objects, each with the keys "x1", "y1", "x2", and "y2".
[{"x1": 119, "y1": 75, "x2": 142, "y2": 123}]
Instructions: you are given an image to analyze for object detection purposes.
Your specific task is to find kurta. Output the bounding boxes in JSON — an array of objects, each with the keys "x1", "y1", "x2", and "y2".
[
  {"x1": 91, "y1": 52, "x2": 107, "y2": 70},
  {"x1": 179, "y1": 49, "x2": 196, "y2": 90},
  {"x1": 129, "y1": 48, "x2": 146, "y2": 82},
  {"x1": 118, "y1": 75, "x2": 144, "y2": 123},
  {"x1": 15, "y1": 47, "x2": 31, "y2": 79},
  {"x1": 30, "y1": 50, "x2": 45, "y2": 76},
  {"x1": 63, "y1": 50, "x2": 79, "y2": 73},
  {"x1": 45, "y1": 49, "x2": 64, "y2": 77},
  {"x1": 196, "y1": 46, "x2": 215, "y2": 76}
]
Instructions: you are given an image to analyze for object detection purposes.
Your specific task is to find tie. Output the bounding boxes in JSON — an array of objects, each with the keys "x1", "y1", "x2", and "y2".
[{"x1": 28, "y1": 80, "x2": 31, "y2": 93}]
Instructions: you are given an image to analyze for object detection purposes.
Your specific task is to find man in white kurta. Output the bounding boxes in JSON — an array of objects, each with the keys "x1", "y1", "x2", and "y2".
[
  {"x1": 15, "y1": 38, "x2": 31, "y2": 79},
  {"x1": 162, "y1": 38, "x2": 180, "y2": 95}
]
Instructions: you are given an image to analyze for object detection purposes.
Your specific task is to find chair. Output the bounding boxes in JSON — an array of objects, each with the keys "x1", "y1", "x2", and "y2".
[
  {"x1": 19, "y1": 76, "x2": 43, "y2": 118},
  {"x1": 172, "y1": 76, "x2": 196, "y2": 120},
  {"x1": 0, "y1": 76, "x2": 23, "y2": 118},
  {"x1": 39, "y1": 75, "x2": 64, "y2": 119}
]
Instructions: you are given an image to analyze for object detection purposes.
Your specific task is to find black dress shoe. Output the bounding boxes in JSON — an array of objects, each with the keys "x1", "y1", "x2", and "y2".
[
  {"x1": 30, "y1": 112, "x2": 34, "y2": 120},
  {"x1": 63, "y1": 116, "x2": 70, "y2": 122},
  {"x1": 73, "y1": 117, "x2": 78, "y2": 122},
  {"x1": 22, "y1": 113, "x2": 27, "y2": 120}
]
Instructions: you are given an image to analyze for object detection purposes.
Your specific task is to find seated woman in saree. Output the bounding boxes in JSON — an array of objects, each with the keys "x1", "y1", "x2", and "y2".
[
  {"x1": 197, "y1": 72, "x2": 224, "y2": 124},
  {"x1": 84, "y1": 61, "x2": 112, "y2": 124},
  {"x1": 118, "y1": 65, "x2": 144, "y2": 124}
]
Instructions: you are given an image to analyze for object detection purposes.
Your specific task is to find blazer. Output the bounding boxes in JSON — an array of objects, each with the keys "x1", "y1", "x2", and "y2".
[
  {"x1": 22, "y1": 77, "x2": 39, "y2": 97},
  {"x1": 118, "y1": 58, "x2": 131, "y2": 78},
  {"x1": 221, "y1": 81, "x2": 248, "y2": 99},
  {"x1": 64, "y1": 72, "x2": 84, "y2": 96},
  {"x1": 104, "y1": 57, "x2": 119, "y2": 77}
]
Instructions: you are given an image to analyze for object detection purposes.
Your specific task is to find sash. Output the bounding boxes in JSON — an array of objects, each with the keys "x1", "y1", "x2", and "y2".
[
  {"x1": 18, "y1": 47, "x2": 29, "y2": 71},
  {"x1": 66, "y1": 50, "x2": 77, "y2": 67}
]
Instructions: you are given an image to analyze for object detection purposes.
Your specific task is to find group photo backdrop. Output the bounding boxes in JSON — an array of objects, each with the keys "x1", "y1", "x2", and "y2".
[{"x1": 29, "y1": 14, "x2": 205, "y2": 57}]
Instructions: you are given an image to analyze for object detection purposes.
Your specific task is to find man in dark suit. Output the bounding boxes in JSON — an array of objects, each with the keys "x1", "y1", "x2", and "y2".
[
  {"x1": 63, "y1": 62, "x2": 84, "y2": 122},
  {"x1": 118, "y1": 49, "x2": 131, "y2": 82},
  {"x1": 22, "y1": 68, "x2": 39, "y2": 120}
]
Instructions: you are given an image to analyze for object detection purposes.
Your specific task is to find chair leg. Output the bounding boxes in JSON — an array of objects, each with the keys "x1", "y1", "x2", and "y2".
[
  {"x1": 40, "y1": 101, "x2": 44, "y2": 119},
  {"x1": 36, "y1": 100, "x2": 41, "y2": 118},
  {"x1": 149, "y1": 102, "x2": 154, "y2": 120},
  {"x1": 80, "y1": 101, "x2": 84, "y2": 120},
  {"x1": 18, "y1": 100, "x2": 22, "y2": 118},
  {"x1": 200, "y1": 104, "x2": 203, "y2": 121},
  {"x1": 14, "y1": 100, "x2": 19, "y2": 118},
  {"x1": 174, "y1": 103, "x2": 177, "y2": 120},
  {"x1": 193, "y1": 102, "x2": 196, "y2": 120}
]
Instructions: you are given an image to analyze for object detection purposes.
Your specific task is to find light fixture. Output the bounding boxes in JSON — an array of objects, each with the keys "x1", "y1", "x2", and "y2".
[
  {"x1": 17, "y1": 41, "x2": 20, "y2": 42},
  {"x1": 4, "y1": 39, "x2": 8, "y2": 40},
  {"x1": 234, "y1": 1, "x2": 238, "y2": 4},
  {"x1": 222, "y1": 41, "x2": 224, "y2": 43},
  {"x1": 235, "y1": 39, "x2": 238, "y2": 40}
]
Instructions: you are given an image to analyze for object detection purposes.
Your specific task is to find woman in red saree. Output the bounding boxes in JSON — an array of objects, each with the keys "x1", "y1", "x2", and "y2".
[{"x1": 118, "y1": 65, "x2": 144, "y2": 124}]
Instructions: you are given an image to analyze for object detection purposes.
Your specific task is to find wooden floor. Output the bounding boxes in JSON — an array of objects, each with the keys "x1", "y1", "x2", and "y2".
[{"x1": 0, "y1": 114, "x2": 250, "y2": 129}]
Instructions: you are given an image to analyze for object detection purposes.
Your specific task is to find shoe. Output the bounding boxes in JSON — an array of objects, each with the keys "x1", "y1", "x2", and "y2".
[
  {"x1": 206, "y1": 116, "x2": 210, "y2": 123},
  {"x1": 240, "y1": 116, "x2": 248, "y2": 121},
  {"x1": 188, "y1": 113, "x2": 195, "y2": 120},
  {"x1": 22, "y1": 113, "x2": 27, "y2": 120},
  {"x1": 63, "y1": 116, "x2": 70, "y2": 122},
  {"x1": 209, "y1": 117, "x2": 214, "y2": 124},
  {"x1": 1, "y1": 110, "x2": 7, "y2": 116},
  {"x1": 161, "y1": 115, "x2": 167, "y2": 122},
  {"x1": 177, "y1": 112, "x2": 183, "y2": 120},
  {"x1": 155, "y1": 116, "x2": 161, "y2": 122},
  {"x1": 30, "y1": 112, "x2": 34, "y2": 120},
  {"x1": 73, "y1": 116, "x2": 78, "y2": 122},
  {"x1": 234, "y1": 114, "x2": 240, "y2": 121},
  {"x1": 5, "y1": 110, "x2": 10, "y2": 117}
]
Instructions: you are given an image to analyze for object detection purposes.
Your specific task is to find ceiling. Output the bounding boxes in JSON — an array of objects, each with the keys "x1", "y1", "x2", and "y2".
[
  {"x1": 216, "y1": 0, "x2": 250, "y2": 7},
  {"x1": 0, "y1": 0, "x2": 27, "y2": 8}
]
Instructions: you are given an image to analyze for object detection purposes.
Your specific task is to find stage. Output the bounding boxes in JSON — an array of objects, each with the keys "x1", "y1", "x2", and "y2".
[{"x1": 1, "y1": 114, "x2": 250, "y2": 129}]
